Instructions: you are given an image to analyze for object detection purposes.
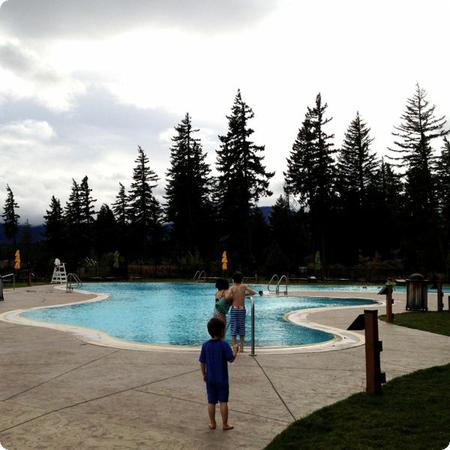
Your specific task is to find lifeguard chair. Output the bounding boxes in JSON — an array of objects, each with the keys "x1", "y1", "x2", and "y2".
[{"x1": 51, "y1": 258, "x2": 67, "y2": 284}]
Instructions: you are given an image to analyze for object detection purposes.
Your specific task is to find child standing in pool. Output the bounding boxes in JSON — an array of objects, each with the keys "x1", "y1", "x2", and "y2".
[
  {"x1": 225, "y1": 272, "x2": 256, "y2": 353},
  {"x1": 199, "y1": 317, "x2": 238, "y2": 431},
  {"x1": 214, "y1": 278, "x2": 232, "y2": 324}
]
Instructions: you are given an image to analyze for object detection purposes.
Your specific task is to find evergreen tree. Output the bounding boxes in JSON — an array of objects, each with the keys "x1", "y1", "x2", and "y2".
[
  {"x1": 112, "y1": 182, "x2": 128, "y2": 226},
  {"x1": 80, "y1": 176, "x2": 96, "y2": 225},
  {"x1": 64, "y1": 179, "x2": 82, "y2": 227},
  {"x1": 44, "y1": 196, "x2": 65, "y2": 257},
  {"x1": 127, "y1": 146, "x2": 162, "y2": 259},
  {"x1": 335, "y1": 112, "x2": 378, "y2": 262},
  {"x1": 64, "y1": 179, "x2": 83, "y2": 264},
  {"x1": 215, "y1": 90, "x2": 274, "y2": 268},
  {"x1": 95, "y1": 204, "x2": 117, "y2": 256},
  {"x1": 437, "y1": 137, "x2": 450, "y2": 266},
  {"x1": 285, "y1": 94, "x2": 335, "y2": 266},
  {"x1": 2, "y1": 185, "x2": 20, "y2": 247},
  {"x1": 337, "y1": 112, "x2": 378, "y2": 205},
  {"x1": 165, "y1": 113, "x2": 213, "y2": 257},
  {"x1": 389, "y1": 84, "x2": 448, "y2": 269}
]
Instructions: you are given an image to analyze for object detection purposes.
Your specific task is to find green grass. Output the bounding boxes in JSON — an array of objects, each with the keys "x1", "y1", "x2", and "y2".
[
  {"x1": 266, "y1": 364, "x2": 450, "y2": 450},
  {"x1": 381, "y1": 311, "x2": 450, "y2": 337}
]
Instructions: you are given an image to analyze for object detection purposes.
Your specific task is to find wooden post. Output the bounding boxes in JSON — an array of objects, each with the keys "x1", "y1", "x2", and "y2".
[
  {"x1": 437, "y1": 280, "x2": 443, "y2": 312},
  {"x1": 386, "y1": 285, "x2": 393, "y2": 323},
  {"x1": 364, "y1": 309, "x2": 384, "y2": 395}
]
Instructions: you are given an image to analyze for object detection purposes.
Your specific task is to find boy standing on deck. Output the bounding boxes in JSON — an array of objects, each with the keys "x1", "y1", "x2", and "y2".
[
  {"x1": 226, "y1": 272, "x2": 256, "y2": 353},
  {"x1": 199, "y1": 317, "x2": 238, "y2": 431}
]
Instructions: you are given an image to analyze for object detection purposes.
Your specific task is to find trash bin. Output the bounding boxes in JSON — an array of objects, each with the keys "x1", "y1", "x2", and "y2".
[{"x1": 406, "y1": 273, "x2": 428, "y2": 311}]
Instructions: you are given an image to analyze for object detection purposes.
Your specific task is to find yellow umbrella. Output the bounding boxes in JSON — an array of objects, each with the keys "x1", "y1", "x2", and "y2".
[
  {"x1": 221, "y1": 251, "x2": 228, "y2": 272},
  {"x1": 14, "y1": 249, "x2": 21, "y2": 270}
]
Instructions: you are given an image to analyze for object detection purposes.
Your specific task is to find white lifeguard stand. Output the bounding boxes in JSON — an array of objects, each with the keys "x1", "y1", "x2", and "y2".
[{"x1": 51, "y1": 258, "x2": 67, "y2": 284}]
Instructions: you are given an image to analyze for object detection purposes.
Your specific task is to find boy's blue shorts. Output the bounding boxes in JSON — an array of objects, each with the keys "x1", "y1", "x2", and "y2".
[{"x1": 206, "y1": 382, "x2": 229, "y2": 404}]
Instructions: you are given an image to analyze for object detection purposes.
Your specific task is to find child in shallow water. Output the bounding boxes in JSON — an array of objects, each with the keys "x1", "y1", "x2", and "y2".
[{"x1": 214, "y1": 278, "x2": 232, "y2": 325}]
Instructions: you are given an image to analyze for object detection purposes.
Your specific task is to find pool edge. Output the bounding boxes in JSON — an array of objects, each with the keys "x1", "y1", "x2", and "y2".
[{"x1": 0, "y1": 286, "x2": 383, "y2": 354}]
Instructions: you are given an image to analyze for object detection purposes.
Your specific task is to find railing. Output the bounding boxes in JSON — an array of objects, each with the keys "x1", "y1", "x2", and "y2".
[
  {"x1": 66, "y1": 273, "x2": 82, "y2": 292},
  {"x1": 1, "y1": 273, "x2": 16, "y2": 290},
  {"x1": 249, "y1": 296, "x2": 256, "y2": 357},
  {"x1": 267, "y1": 274, "x2": 279, "y2": 292},
  {"x1": 193, "y1": 270, "x2": 206, "y2": 281},
  {"x1": 193, "y1": 270, "x2": 200, "y2": 280},
  {"x1": 276, "y1": 275, "x2": 288, "y2": 295}
]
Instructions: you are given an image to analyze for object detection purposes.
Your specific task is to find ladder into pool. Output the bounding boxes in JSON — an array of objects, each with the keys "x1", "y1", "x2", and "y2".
[{"x1": 268, "y1": 274, "x2": 288, "y2": 295}]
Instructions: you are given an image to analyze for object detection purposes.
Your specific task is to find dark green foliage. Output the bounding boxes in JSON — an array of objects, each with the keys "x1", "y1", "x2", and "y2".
[
  {"x1": 21, "y1": 219, "x2": 32, "y2": 264},
  {"x1": 80, "y1": 176, "x2": 96, "y2": 225},
  {"x1": 2, "y1": 184, "x2": 20, "y2": 247},
  {"x1": 337, "y1": 112, "x2": 378, "y2": 205},
  {"x1": 95, "y1": 204, "x2": 117, "y2": 256},
  {"x1": 127, "y1": 146, "x2": 162, "y2": 260},
  {"x1": 389, "y1": 85, "x2": 448, "y2": 270},
  {"x1": 215, "y1": 90, "x2": 274, "y2": 268},
  {"x1": 285, "y1": 94, "x2": 335, "y2": 266},
  {"x1": 165, "y1": 113, "x2": 213, "y2": 258},
  {"x1": 43, "y1": 196, "x2": 65, "y2": 258},
  {"x1": 437, "y1": 138, "x2": 450, "y2": 265},
  {"x1": 112, "y1": 182, "x2": 128, "y2": 226},
  {"x1": 335, "y1": 114, "x2": 379, "y2": 263},
  {"x1": 266, "y1": 364, "x2": 450, "y2": 450}
]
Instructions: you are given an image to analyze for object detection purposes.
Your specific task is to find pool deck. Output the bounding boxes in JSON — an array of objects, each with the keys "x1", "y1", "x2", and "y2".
[{"x1": 1, "y1": 285, "x2": 450, "y2": 450}]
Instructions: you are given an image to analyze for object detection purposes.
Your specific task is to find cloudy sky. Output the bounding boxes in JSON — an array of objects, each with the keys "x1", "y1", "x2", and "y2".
[{"x1": 0, "y1": 0, "x2": 449, "y2": 224}]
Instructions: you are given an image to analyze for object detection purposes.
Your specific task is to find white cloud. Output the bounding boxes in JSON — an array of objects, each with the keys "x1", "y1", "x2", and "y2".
[{"x1": 0, "y1": 41, "x2": 85, "y2": 111}]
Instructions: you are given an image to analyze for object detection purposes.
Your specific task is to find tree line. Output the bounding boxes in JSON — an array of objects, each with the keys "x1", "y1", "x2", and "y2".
[{"x1": 2, "y1": 85, "x2": 450, "y2": 279}]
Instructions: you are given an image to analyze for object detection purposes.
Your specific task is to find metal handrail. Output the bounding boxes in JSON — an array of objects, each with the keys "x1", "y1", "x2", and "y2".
[
  {"x1": 276, "y1": 275, "x2": 288, "y2": 295},
  {"x1": 197, "y1": 270, "x2": 206, "y2": 282},
  {"x1": 66, "y1": 273, "x2": 82, "y2": 292},
  {"x1": 1, "y1": 273, "x2": 16, "y2": 290},
  {"x1": 267, "y1": 274, "x2": 279, "y2": 292},
  {"x1": 249, "y1": 296, "x2": 256, "y2": 357},
  {"x1": 193, "y1": 270, "x2": 200, "y2": 280}
]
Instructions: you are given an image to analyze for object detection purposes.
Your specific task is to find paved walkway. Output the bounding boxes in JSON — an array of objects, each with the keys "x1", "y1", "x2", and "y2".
[{"x1": 0, "y1": 285, "x2": 449, "y2": 449}]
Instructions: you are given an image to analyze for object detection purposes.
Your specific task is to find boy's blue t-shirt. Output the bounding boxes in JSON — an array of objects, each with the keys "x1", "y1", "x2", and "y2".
[{"x1": 199, "y1": 339, "x2": 233, "y2": 384}]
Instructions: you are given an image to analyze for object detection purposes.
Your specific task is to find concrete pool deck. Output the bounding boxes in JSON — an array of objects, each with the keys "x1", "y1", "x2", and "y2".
[{"x1": 1, "y1": 285, "x2": 450, "y2": 449}]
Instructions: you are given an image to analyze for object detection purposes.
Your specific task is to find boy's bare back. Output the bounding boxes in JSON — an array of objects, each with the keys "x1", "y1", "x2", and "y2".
[{"x1": 227, "y1": 283, "x2": 255, "y2": 307}]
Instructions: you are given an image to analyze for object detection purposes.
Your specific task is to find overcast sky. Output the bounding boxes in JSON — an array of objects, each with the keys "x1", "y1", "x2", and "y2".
[{"x1": 0, "y1": 0, "x2": 449, "y2": 224}]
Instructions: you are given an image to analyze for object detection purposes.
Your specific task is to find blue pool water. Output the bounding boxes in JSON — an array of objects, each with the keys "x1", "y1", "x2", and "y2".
[{"x1": 23, "y1": 283, "x2": 375, "y2": 347}]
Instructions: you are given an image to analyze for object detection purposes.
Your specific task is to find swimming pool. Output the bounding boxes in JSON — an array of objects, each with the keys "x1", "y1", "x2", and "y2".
[{"x1": 21, "y1": 283, "x2": 375, "y2": 348}]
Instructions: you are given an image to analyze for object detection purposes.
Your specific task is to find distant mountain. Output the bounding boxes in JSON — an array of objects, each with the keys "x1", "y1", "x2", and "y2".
[{"x1": 0, "y1": 225, "x2": 44, "y2": 244}]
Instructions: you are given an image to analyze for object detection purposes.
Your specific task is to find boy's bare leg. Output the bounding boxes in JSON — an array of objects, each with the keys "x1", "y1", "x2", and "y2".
[
  {"x1": 208, "y1": 403, "x2": 216, "y2": 429},
  {"x1": 239, "y1": 336, "x2": 245, "y2": 353},
  {"x1": 231, "y1": 336, "x2": 237, "y2": 348},
  {"x1": 220, "y1": 402, "x2": 233, "y2": 430}
]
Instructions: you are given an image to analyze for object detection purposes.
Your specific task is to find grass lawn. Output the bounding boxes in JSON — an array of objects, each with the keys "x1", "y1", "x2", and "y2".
[
  {"x1": 381, "y1": 311, "x2": 450, "y2": 337},
  {"x1": 265, "y1": 363, "x2": 450, "y2": 450}
]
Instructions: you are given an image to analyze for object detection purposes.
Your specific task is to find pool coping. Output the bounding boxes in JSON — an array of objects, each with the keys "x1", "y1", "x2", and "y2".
[{"x1": 0, "y1": 286, "x2": 384, "y2": 354}]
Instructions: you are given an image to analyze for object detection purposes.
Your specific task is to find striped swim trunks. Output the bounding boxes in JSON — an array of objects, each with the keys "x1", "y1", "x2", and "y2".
[{"x1": 230, "y1": 307, "x2": 246, "y2": 337}]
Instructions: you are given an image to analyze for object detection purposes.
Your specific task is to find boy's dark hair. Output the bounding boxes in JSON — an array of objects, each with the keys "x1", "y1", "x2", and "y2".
[
  {"x1": 215, "y1": 278, "x2": 229, "y2": 290},
  {"x1": 207, "y1": 317, "x2": 225, "y2": 338},
  {"x1": 232, "y1": 272, "x2": 243, "y2": 283}
]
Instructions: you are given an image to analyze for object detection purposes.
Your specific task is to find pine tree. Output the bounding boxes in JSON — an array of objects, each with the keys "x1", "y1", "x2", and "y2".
[
  {"x1": 2, "y1": 185, "x2": 20, "y2": 247},
  {"x1": 64, "y1": 179, "x2": 82, "y2": 227},
  {"x1": 285, "y1": 94, "x2": 336, "y2": 265},
  {"x1": 128, "y1": 146, "x2": 162, "y2": 259},
  {"x1": 165, "y1": 113, "x2": 213, "y2": 256},
  {"x1": 79, "y1": 176, "x2": 96, "y2": 225},
  {"x1": 437, "y1": 137, "x2": 450, "y2": 265},
  {"x1": 95, "y1": 204, "x2": 117, "y2": 256},
  {"x1": 389, "y1": 84, "x2": 447, "y2": 214},
  {"x1": 337, "y1": 112, "x2": 378, "y2": 205},
  {"x1": 112, "y1": 182, "x2": 128, "y2": 226},
  {"x1": 388, "y1": 84, "x2": 448, "y2": 269},
  {"x1": 215, "y1": 90, "x2": 274, "y2": 267},
  {"x1": 44, "y1": 196, "x2": 65, "y2": 257}
]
